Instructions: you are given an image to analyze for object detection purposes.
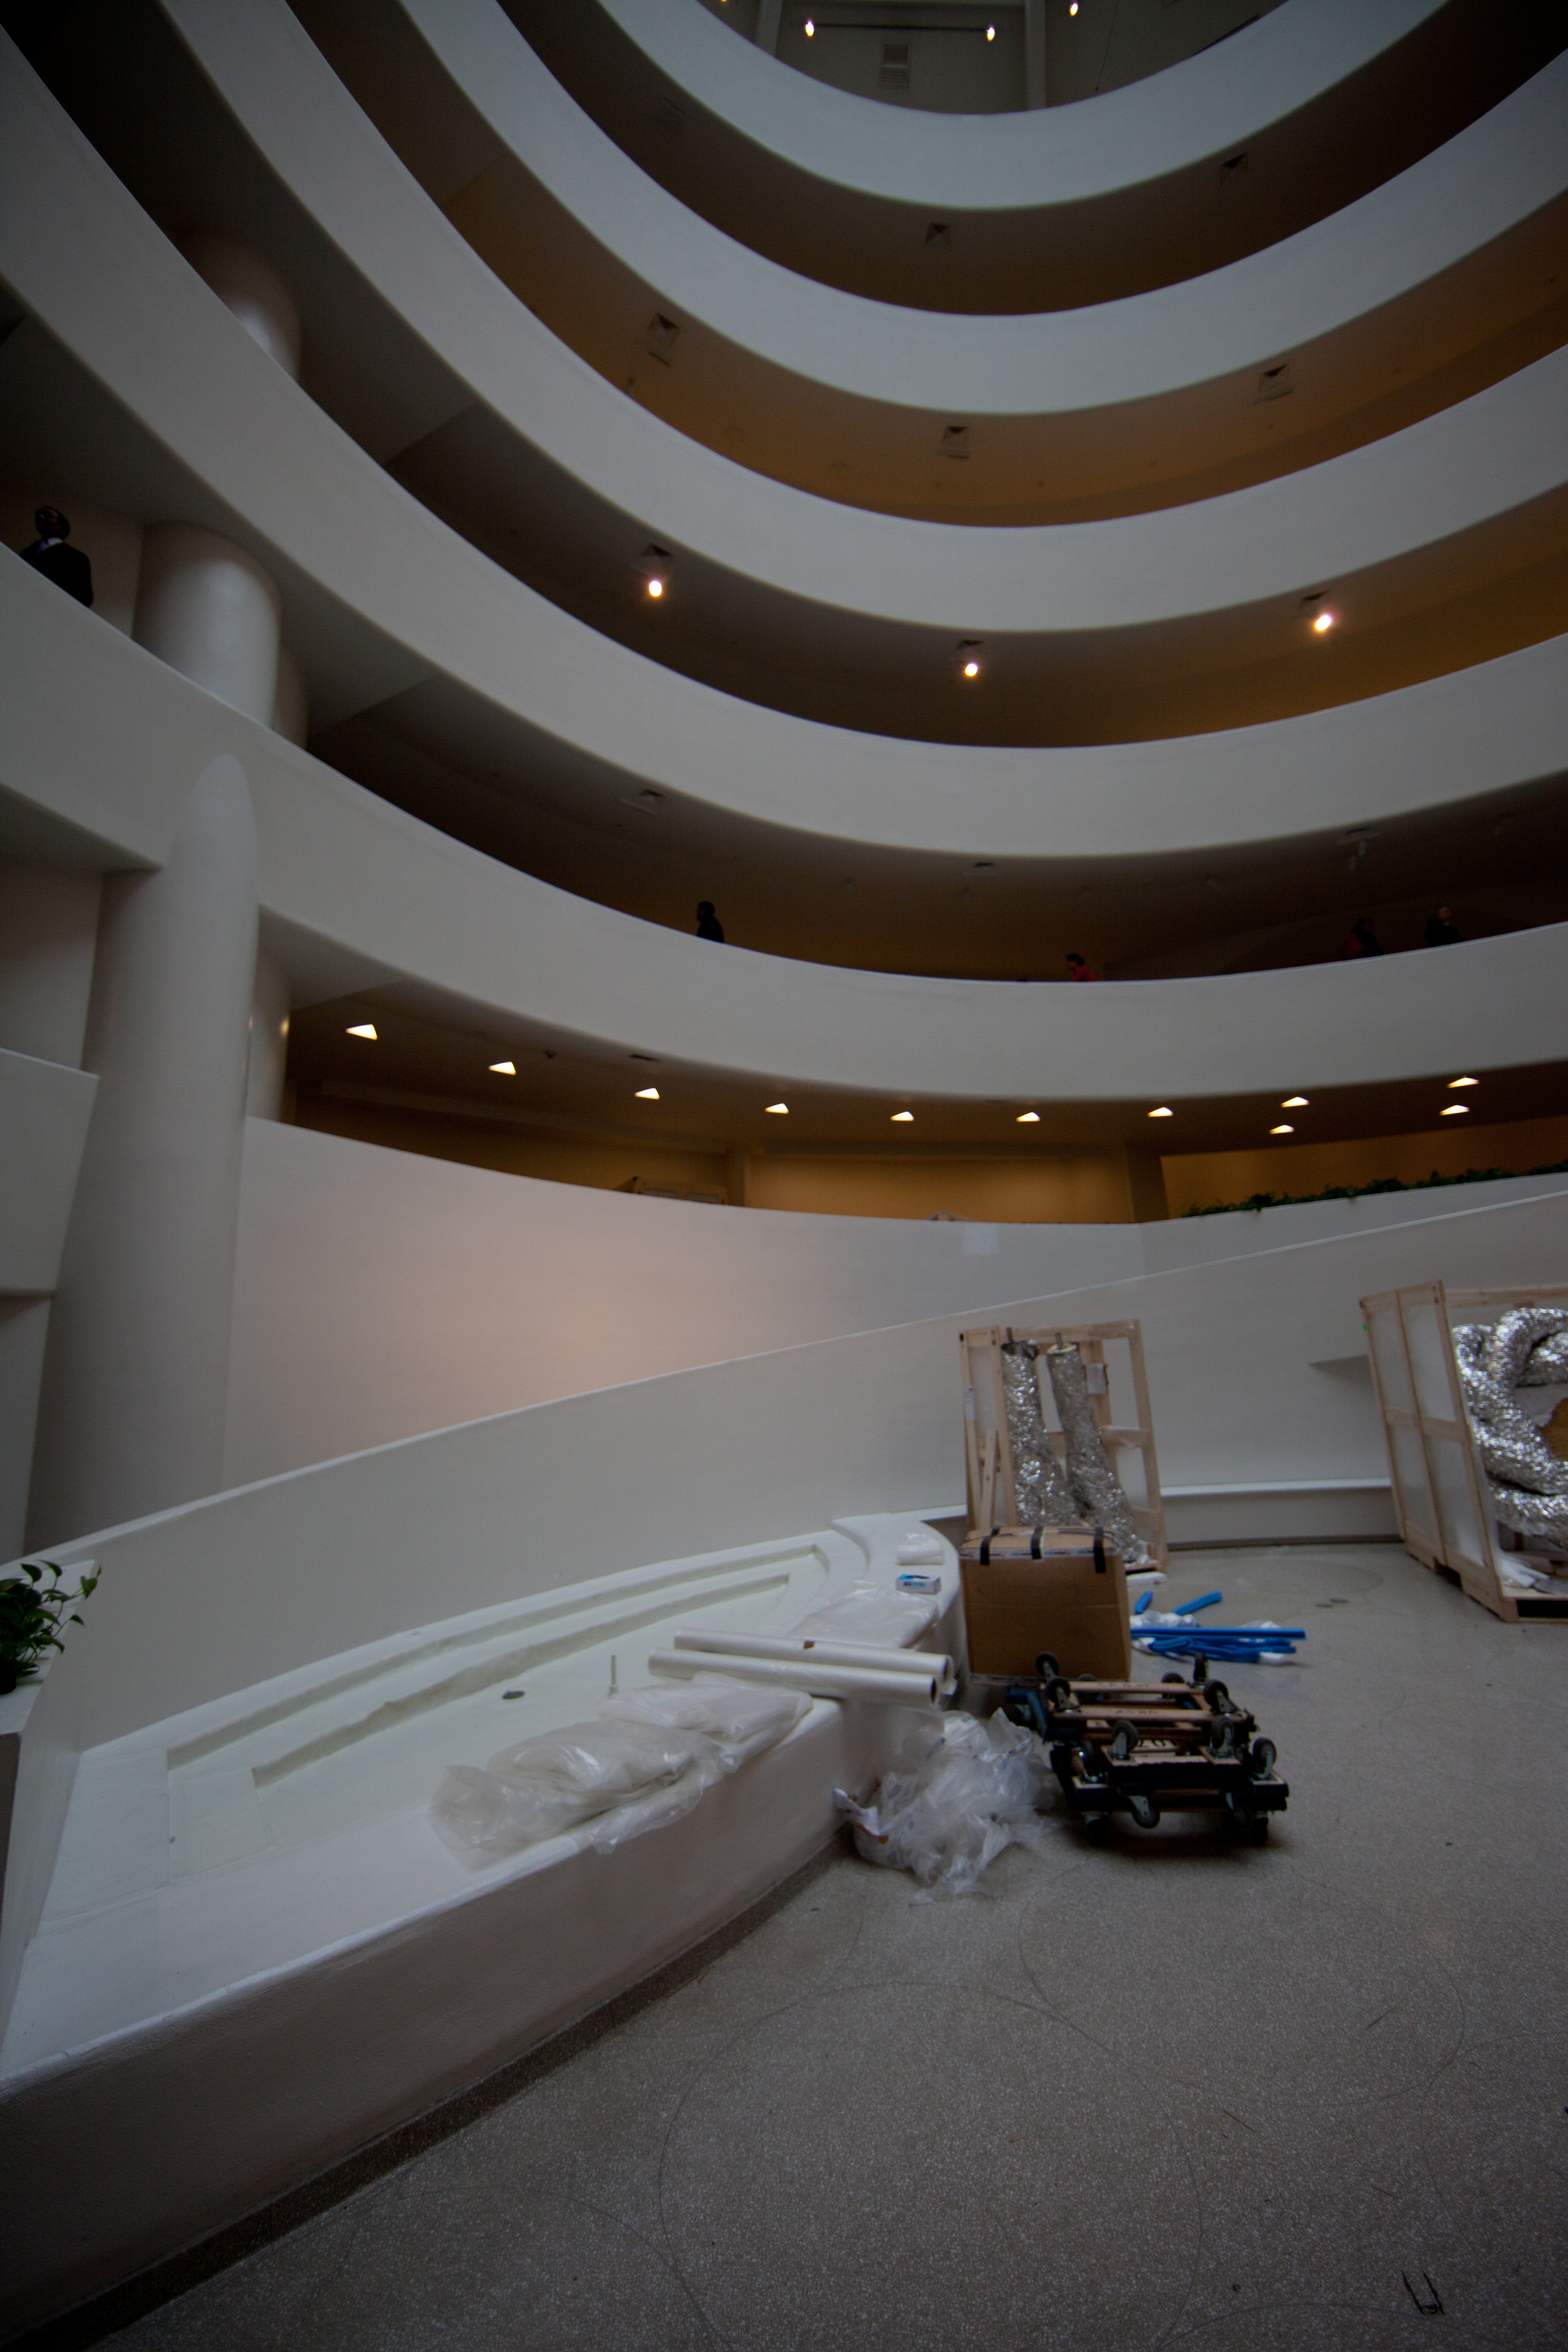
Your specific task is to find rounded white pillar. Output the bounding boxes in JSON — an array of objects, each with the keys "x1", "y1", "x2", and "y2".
[
  {"x1": 178, "y1": 232, "x2": 301, "y2": 378},
  {"x1": 27, "y1": 756, "x2": 260, "y2": 1546},
  {"x1": 246, "y1": 946, "x2": 291, "y2": 1120},
  {"x1": 134, "y1": 524, "x2": 281, "y2": 726}
]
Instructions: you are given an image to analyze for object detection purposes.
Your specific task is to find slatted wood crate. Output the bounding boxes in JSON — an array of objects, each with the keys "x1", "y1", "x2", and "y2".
[
  {"x1": 958, "y1": 1320, "x2": 1168, "y2": 1573},
  {"x1": 1362, "y1": 1280, "x2": 1568, "y2": 1623}
]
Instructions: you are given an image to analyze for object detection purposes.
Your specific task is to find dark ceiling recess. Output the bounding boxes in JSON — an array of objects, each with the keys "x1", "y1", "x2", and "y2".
[{"x1": 503, "y1": 0, "x2": 1568, "y2": 314}]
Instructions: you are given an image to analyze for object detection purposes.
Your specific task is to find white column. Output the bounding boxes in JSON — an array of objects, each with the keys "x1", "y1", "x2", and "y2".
[
  {"x1": 134, "y1": 524, "x2": 281, "y2": 727},
  {"x1": 26, "y1": 756, "x2": 260, "y2": 1546},
  {"x1": 246, "y1": 946, "x2": 291, "y2": 1120},
  {"x1": 754, "y1": 0, "x2": 782, "y2": 52},
  {"x1": 178, "y1": 232, "x2": 301, "y2": 378}
]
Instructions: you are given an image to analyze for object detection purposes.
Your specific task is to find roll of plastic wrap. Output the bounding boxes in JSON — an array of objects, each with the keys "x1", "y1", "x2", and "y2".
[
  {"x1": 671, "y1": 1629, "x2": 955, "y2": 1686},
  {"x1": 648, "y1": 1649, "x2": 941, "y2": 1706}
]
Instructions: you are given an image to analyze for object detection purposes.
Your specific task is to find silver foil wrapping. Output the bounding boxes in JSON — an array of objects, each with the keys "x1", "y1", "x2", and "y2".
[
  {"x1": 998, "y1": 1341, "x2": 1079, "y2": 1529},
  {"x1": 1044, "y1": 1343, "x2": 1148, "y2": 1567},
  {"x1": 1488, "y1": 1307, "x2": 1568, "y2": 1390},
  {"x1": 1453, "y1": 1320, "x2": 1568, "y2": 1497},
  {"x1": 1490, "y1": 1485, "x2": 1568, "y2": 1548}
]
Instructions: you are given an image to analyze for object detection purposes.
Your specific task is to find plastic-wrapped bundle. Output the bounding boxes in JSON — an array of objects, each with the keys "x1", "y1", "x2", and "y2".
[
  {"x1": 999, "y1": 1341, "x2": 1079, "y2": 1528},
  {"x1": 836, "y1": 1710, "x2": 1055, "y2": 1898},
  {"x1": 430, "y1": 1678, "x2": 809, "y2": 1865},
  {"x1": 1044, "y1": 1342, "x2": 1148, "y2": 1566}
]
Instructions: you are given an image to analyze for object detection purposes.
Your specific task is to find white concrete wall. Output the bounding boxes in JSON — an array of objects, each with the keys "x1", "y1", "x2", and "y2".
[
  {"x1": 223, "y1": 1117, "x2": 1568, "y2": 1485},
  {"x1": 377, "y1": 0, "x2": 1568, "y2": 431},
  {"x1": 593, "y1": 0, "x2": 1445, "y2": 211},
  {"x1": 5, "y1": 572, "x2": 1567, "y2": 1109},
  {"x1": 0, "y1": 860, "x2": 102, "y2": 1067},
  {"x1": 3, "y1": 47, "x2": 1562, "y2": 798}
]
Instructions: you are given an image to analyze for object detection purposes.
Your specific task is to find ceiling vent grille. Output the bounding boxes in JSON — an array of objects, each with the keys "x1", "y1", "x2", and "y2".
[{"x1": 879, "y1": 40, "x2": 911, "y2": 88}]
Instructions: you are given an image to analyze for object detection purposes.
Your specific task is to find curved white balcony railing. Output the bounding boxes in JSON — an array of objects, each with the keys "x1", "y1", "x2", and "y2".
[
  {"x1": 8, "y1": 570, "x2": 1568, "y2": 1109},
  {"x1": 336, "y1": 0, "x2": 1568, "y2": 522},
  {"x1": 5, "y1": 44, "x2": 1565, "y2": 790},
  {"x1": 509, "y1": 0, "x2": 1548, "y2": 312}
]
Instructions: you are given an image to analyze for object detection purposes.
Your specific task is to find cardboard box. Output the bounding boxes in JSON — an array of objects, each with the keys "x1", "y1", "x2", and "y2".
[{"x1": 959, "y1": 1526, "x2": 1131, "y2": 1679}]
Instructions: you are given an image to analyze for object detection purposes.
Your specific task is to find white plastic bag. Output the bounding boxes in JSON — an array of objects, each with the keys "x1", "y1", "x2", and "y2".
[
  {"x1": 836, "y1": 1710, "x2": 1054, "y2": 1899},
  {"x1": 430, "y1": 1677, "x2": 807, "y2": 1867},
  {"x1": 792, "y1": 1580, "x2": 937, "y2": 1648}
]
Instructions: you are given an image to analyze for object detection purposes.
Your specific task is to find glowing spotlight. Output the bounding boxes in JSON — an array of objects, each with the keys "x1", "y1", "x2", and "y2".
[
  {"x1": 346, "y1": 1022, "x2": 377, "y2": 1039},
  {"x1": 1442, "y1": 1103, "x2": 1470, "y2": 1117},
  {"x1": 765, "y1": 1101, "x2": 789, "y2": 1114},
  {"x1": 1448, "y1": 1075, "x2": 1478, "y2": 1088},
  {"x1": 804, "y1": 15, "x2": 814, "y2": 31},
  {"x1": 986, "y1": 23, "x2": 996, "y2": 37},
  {"x1": 1282, "y1": 1095, "x2": 1308, "y2": 1108},
  {"x1": 646, "y1": 576, "x2": 664, "y2": 599},
  {"x1": 1069, "y1": 3, "x2": 1078, "y2": 14},
  {"x1": 1312, "y1": 610, "x2": 1336, "y2": 634},
  {"x1": 891, "y1": 1109, "x2": 914, "y2": 1122},
  {"x1": 489, "y1": 1060, "x2": 516, "y2": 1075},
  {"x1": 1016, "y1": 1110, "x2": 1040, "y2": 1124},
  {"x1": 962, "y1": 659, "x2": 981, "y2": 680},
  {"x1": 1271, "y1": 1124, "x2": 1295, "y2": 1135},
  {"x1": 635, "y1": 1086, "x2": 660, "y2": 1100},
  {"x1": 1148, "y1": 1105, "x2": 1173, "y2": 1119}
]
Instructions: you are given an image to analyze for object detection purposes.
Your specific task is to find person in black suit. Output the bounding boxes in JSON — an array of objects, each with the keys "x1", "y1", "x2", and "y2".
[
  {"x1": 695, "y1": 900, "x2": 725, "y2": 941},
  {"x1": 18, "y1": 507, "x2": 93, "y2": 607}
]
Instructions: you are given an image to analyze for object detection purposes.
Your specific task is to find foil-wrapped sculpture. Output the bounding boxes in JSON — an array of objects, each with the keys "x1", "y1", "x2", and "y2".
[
  {"x1": 998, "y1": 1340, "x2": 1078, "y2": 1528},
  {"x1": 1452, "y1": 1308, "x2": 1568, "y2": 1549},
  {"x1": 1044, "y1": 1342, "x2": 1150, "y2": 1568}
]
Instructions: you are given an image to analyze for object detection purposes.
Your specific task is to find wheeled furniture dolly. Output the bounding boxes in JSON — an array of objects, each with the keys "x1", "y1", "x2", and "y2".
[{"x1": 1001, "y1": 1652, "x2": 1289, "y2": 1841}]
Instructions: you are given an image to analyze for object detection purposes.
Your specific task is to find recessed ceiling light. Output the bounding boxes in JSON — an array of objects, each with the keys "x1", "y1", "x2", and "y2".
[
  {"x1": 892, "y1": 1110, "x2": 914, "y2": 1122},
  {"x1": 346, "y1": 1022, "x2": 377, "y2": 1039},
  {"x1": 646, "y1": 577, "x2": 664, "y2": 598},
  {"x1": 636, "y1": 1086, "x2": 660, "y2": 1100},
  {"x1": 1312, "y1": 611, "x2": 1336, "y2": 634},
  {"x1": 805, "y1": 15, "x2": 814, "y2": 30},
  {"x1": 1148, "y1": 1106, "x2": 1173, "y2": 1119},
  {"x1": 765, "y1": 1101, "x2": 789, "y2": 1114},
  {"x1": 1069, "y1": 2, "x2": 1078, "y2": 13},
  {"x1": 1448, "y1": 1075, "x2": 1478, "y2": 1088},
  {"x1": 986, "y1": 23, "x2": 996, "y2": 38},
  {"x1": 489, "y1": 1060, "x2": 516, "y2": 1075},
  {"x1": 962, "y1": 659, "x2": 980, "y2": 678},
  {"x1": 1442, "y1": 1103, "x2": 1469, "y2": 1116},
  {"x1": 1271, "y1": 1124, "x2": 1294, "y2": 1135},
  {"x1": 1282, "y1": 1095, "x2": 1308, "y2": 1108},
  {"x1": 1016, "y1": 1110, "x2": 1039, "y2": 1123}
]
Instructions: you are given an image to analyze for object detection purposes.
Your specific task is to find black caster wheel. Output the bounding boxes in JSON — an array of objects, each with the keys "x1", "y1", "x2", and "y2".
[
  {"x1": 1191, "y1": 1656, "x2": 1209, "y2": 1686},
  {"x1": 1204, "y1": 1681, "x2": 1231, "y2": 1714},
  {"x1": 1034, "y1": 1652, "x2": 1061, "y2": 1681},
  {"x1": 1161, "y1": 1671, "x2": 1186, "y2": 1685},
  {"x1": 1249, "y1": 1738, "x2": 1277, "y2": 1779},
  {"x1": 1127, "y1": 1792, "x2": 1160, "y2": 1831},
  {"x1": 1109, "y1": 1719, "x2": 1138, "y2": 1762},
  {"x1": 1044, "y1": 1676, "x2": 1072, "y2": 1711}
]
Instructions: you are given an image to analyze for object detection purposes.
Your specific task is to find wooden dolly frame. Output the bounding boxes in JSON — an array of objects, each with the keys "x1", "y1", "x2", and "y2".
[
  {"x1": 1362, "y1": 1280, "x2": 1568, "y2": 1623},
  {"x1": 958, "y1": 1320, "x2": 1168, "y2": 1572}
]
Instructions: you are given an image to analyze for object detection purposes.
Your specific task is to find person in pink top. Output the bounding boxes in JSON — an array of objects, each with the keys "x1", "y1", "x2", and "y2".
[{"x1": 1065, "y1": 952, "x2": 1097, "y2": 982}]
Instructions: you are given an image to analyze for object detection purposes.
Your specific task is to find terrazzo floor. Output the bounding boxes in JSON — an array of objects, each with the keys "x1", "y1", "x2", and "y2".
[{"x1": 87, "y1": 1547, "x2": 1568, "y2": 2349}]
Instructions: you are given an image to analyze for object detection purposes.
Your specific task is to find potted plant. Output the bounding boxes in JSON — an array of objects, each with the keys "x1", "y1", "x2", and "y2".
[{"x1": 0, "y1": 1559, "x2": 100, "y2": 1695}]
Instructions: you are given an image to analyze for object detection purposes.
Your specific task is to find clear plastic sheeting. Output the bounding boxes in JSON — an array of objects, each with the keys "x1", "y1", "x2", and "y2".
[
  {"x1": 430, "y1": 1678, "x2": 809, "y2": 1866},
  {"x1": 1044, "y1": 1344, "x2": 1149, "y2": 1567},
  {"x1": 836, "y1": 1710, "x2": 1055, "y2": 1899},
  {"x1": 792, "y1": 1580, "x2": 938, "y2": 1648},
  {"x1": 1454, "y1": 1311, "x2": 1568, "y2": 1547},
  {"x1": 999, "y1": 1341, "x2": 1080, "y2": 1529}
]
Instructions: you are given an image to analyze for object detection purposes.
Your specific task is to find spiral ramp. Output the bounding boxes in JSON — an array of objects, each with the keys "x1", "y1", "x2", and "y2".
[{"x1": 2, "y1": 2, "x2": 1567, "y2": 2320}]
